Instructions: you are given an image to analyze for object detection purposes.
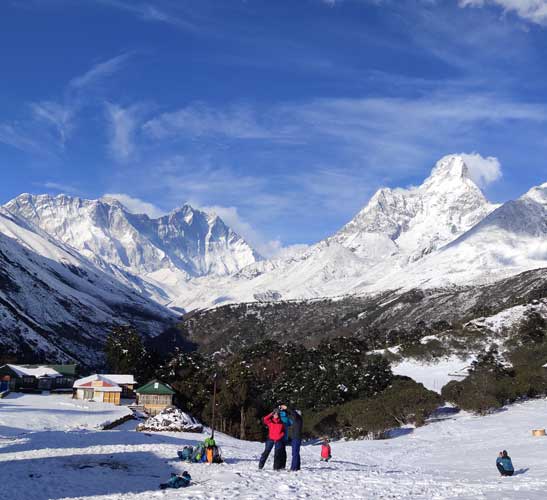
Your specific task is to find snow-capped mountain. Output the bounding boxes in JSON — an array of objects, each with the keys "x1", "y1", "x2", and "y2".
[
  {"x1": 4, "y1": 194, "x2": 260, "y2": 303},
  {"x1": 381, "y1": 182, "x2": 547, "y2": 290},
  {"x1": 0, "y1": 207, "x2": 175, "y2": 366},
  {"x1": 330, "y1": 155, "x2": 497, "y2": 264},
  {"x1": 168, "y1": 154, "x2": 504, "y2": 310},
  {"x1": 4, "y1": 153, "x2": 547, "y2": 322}
]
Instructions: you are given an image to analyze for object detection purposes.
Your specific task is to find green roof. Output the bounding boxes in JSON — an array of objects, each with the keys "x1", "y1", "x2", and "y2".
[{"x1": 135, "y1": 379, "x2": 175, "y2": 395}]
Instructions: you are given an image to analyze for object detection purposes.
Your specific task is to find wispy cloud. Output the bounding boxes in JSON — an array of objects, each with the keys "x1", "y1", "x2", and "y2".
[
  {"x1": 94, "y1": 0, "x2": 197, "y2": 32},
  {"x1": 30, "y1": 101, "x2": 75, "y2": 146},
  {"x1": 0, "y1": 123, "x2": 46, "y2": 155},
  {"x1": 69, "y1": 52, "x2": 133, "y2": 90},
  {"x1": 459, "y1": 0, "x2": 547, "y2": 26},
  {"x1": 105, "y1": 102, "x2": 143, "y2": 162},
  {"x1": 142, "y1": 93, "x2": 547, "y2": 176},
  {"x1": 0, "y1": 53, "x2": 133, "y2": 156},
  {"x1": 43, "y1": 181, "x2": 82, "y2": 194},
  {"x1": 143, "y1": 103, "x2": 276, "y2": 140},
  {"x1": 102, "y1": 192, "x2": 165, "y2": 217}
]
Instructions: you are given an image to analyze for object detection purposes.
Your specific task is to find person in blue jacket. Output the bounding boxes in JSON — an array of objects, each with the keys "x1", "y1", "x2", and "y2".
[
  {"x1": 496, "y1": 450, "x2": 514, "y2": 476},
  {"x1": 278, "y1": 405, "x2": 293, "y2": 470}
]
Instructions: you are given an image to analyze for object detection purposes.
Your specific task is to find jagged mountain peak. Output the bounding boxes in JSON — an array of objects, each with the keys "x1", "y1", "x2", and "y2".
[
  {"x1": 426, "y1": 154, "x2": 470, "y2": 182},
  {"x1": 330, "y1": 154, "x2": 494, "y2": 262},
  {"x1": 522, "y1": 182, "x2": 547, "y2": 204}
]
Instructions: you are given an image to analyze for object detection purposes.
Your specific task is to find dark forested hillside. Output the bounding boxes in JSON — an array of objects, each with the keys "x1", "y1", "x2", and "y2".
[{"x1": 180, "y1": 268, "x2": 547, "y2": 354}]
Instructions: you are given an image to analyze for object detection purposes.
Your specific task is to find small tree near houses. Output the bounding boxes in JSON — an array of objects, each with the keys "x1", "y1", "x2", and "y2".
[{"x1": 104, "y1": 325, "x2": 146, "y2": 375}]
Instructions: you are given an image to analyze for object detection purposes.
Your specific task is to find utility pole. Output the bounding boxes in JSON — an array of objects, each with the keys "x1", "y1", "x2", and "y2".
[{"x1": 211, "y1": 372, "x2": 218, "y2": 439}]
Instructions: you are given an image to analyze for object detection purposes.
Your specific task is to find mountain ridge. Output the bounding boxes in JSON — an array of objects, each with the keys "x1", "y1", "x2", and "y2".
[{"x1": 4, "y1": 193, "x2": 260, "y2": 304}]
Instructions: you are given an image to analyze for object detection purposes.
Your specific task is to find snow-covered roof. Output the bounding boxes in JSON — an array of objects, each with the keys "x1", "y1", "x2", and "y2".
[
  {"x1": 102, "y1": 374, "x2": 136, "y2": 385},
  {"x1": 73, "y1": 374, "x2": 132, "y2": 389},
  {"x1": 6, "y1": 364, "x2": 63, "y2": 378},
  {"x1": 89, "y1": 386, "x2": 122, "y2": 393}
]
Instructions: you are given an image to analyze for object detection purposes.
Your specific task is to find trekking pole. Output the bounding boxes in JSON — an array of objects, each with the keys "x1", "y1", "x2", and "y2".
[{"x1": 211, "y1": 372, "x2": 217, "y2": 439}]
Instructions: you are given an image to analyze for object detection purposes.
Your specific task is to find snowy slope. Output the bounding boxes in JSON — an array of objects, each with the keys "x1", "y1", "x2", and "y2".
[
  {"x1": 4, "y1": 194, "x2": 260, "y2": 303},
  {"x1": 2, "y1": 393, "x2": 547, "y2": 499},
  {"x1": 0, "y1": 207, "x2": 175, "y2": 366}
]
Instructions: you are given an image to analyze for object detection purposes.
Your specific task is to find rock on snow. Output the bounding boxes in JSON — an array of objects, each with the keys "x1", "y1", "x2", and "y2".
[{"x1": 137, "y1": 406, "x2": 203, "y2": 433}]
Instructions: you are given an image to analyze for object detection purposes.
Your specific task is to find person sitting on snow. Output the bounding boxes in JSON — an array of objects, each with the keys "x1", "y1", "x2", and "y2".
[
  {"x1": 496, "y1": 450, "x2": 514, "y2": 477},
  {"x1": 258, "y1": 409, "x2": 286, "y2": 470},
  {"x1": 320, "y1": 438, "x2": 332, "y2": 462}
]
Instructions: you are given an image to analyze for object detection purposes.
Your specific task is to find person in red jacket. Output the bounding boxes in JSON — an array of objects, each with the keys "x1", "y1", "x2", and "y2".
[
  {"x1": 258, "y1": 409, "x2": 285, "y2": 470},
  {"x1": 320, "y1": 438, "x2": 332, "y2": 462}
]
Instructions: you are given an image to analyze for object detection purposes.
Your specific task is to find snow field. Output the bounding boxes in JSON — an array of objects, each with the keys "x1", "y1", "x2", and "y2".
[
  {"x1": 392, "y1": 356, "x2": 472, "y2": 393},
  {"x1": 0, "y1": 393, "x2": 131, "y2": 436},
  {"x1": 3, "y1": 394, "x2": 547, "y2": 498}
]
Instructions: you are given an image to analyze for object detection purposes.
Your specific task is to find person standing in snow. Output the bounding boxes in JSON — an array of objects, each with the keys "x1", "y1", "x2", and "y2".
[
  {"x1": 496, "y1": 450, "x2": 514, "y2": 476},
  {"x1": 258, "y1": 409, "x2": 286, "y2": 470},
  {"x1": 278, "y1": 406, "x2": 293, "y2": 470},
  {"x1": 280, "y1": 405, "x2": 303, "y2": 471},
  {"x1": 320, "y1": 438, "x2": 332, "y2": 462}
]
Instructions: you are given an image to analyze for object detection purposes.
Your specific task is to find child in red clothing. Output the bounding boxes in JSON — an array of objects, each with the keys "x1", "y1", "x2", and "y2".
[{"x1": 320, "y1": 438, "x2": 331, "y2": 462}]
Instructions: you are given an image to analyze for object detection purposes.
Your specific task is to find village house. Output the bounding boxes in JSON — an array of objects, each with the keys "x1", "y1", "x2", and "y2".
[
  {"x1": 73, "y1": 374, "x2": 136, "y2": 405},
  {"x1": 0, "y1": 364, "x2": 77, "y2": 393},
  {"x1": 135, "y1": 379, "x2": 175, "y2": 416}
]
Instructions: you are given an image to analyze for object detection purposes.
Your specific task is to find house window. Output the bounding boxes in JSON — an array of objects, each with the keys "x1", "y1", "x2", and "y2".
[
  {"x1": 56, "y1": 377, "x2": 73, "y2": 387},
  {"x1": 103, "y1": 392, "x2": 118, "y2": 404},
  {"x1": 82, "y1": 389, "x2": 94, "y2": 400},
  {"x1": 143, "y1": 394, "x2": 170, "y2": 405},
  {"x1": 22, "y1": 377, "x2": 35, "y2": 385}
]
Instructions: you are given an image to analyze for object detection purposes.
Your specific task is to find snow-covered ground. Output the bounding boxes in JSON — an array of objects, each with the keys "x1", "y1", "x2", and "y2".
[
  {"x1": 393, "y1": 356, "x2": 472, "y2": 393},
  {"x1": 2, "y1": 393, "x2": 547, "y2": 499},
  {"x1": 0, "y1": 393, "x2": 131, "y2": 436}
]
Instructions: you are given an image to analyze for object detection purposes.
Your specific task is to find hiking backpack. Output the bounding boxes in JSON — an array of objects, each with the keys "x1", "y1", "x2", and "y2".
[
  {"x1": 191, "y1": 443, "x2": 206, "y2": 463},
  {"x1": 177, "y1": 446, "x2": 194, "y2": 462}
]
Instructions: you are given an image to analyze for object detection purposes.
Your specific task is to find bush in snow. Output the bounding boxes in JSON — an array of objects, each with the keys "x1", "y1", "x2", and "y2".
[
  {"x1": 443, "y1": 337, "x2": 547, "y2": 415},
  {"x1": 305, "y1": 378, "x2": 442, "y2": 439},
  {"x1": 136, "y1": 406, "x2": 203, "y2": 433}
]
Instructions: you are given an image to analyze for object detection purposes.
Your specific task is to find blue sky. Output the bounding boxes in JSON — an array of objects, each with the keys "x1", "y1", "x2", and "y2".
[{"x1": 2, "y1": 0, "x2": 547, "y2": 254}]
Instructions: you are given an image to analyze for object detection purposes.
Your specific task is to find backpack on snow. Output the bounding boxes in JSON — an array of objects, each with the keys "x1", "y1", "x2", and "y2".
[
  {"x1": 177, "y1": 446, "x2": 194, "y2": 462},
  {"x1": 204, "y1": 437, "x2": 216, "y2": 448},
  {"x1": 191, "y1": 443, "x2": 207, "y2": 463},
  {"x1": 208, "y1": 444, "x2": 223, "y2": 464},
  {"x1": 160, "y1": 471, "x2": 191, "y2": 490}
]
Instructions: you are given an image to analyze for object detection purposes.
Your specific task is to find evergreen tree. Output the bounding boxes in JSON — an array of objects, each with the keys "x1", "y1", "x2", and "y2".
[
  {"x1": 515, "y1": 311, "x2": 547, "y2": 345},
  {"x1": 104, "y1": 325, "x2": 146, "y2": 375},
  {"x1": 159, "y1": 349, "x2": 214, "y2": 416}
]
